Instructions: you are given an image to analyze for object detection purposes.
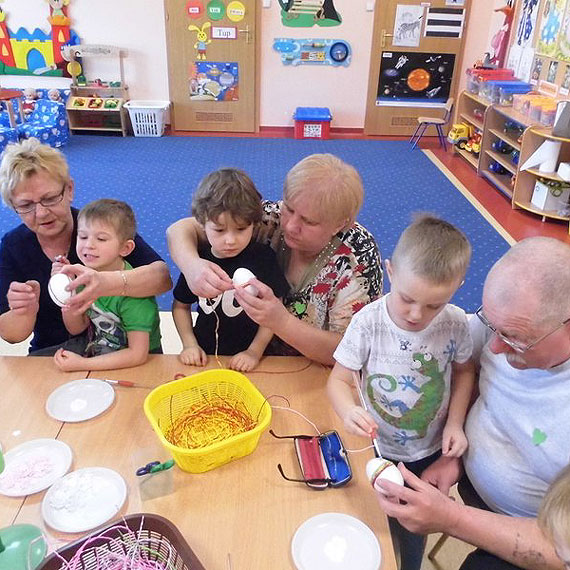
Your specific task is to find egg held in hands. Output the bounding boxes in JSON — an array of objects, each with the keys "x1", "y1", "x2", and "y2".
[
  {"x1": 232, "y1": 267, "x2": 258, "y2": 296},
  {"x1": 366, "y1": 458, "x2": 404, "y2": 495},
  {"x1": 48, "y1": 273, "x2": 74, "y2": 307}
]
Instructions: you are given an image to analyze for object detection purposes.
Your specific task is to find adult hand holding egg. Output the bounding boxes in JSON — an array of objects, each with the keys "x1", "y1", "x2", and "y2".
[
  {"x1": 57, "y1": 263, "x2": 106, "y2": 313},
  {"x1": 374, "y1": 463, "x2": 460, "y2": 536},
  {"x1": 233, "y1": 276, "x2": 289, "y2": 330}
]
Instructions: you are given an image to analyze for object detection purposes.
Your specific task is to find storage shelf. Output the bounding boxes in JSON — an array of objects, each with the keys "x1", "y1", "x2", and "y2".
[
  {"x1": 492, "y1": 105, "x2": 539, "y2": 128},
  {"x1": 525, "y1": 168, "x2": 566, "y2": 182},
  {"x1": 459, "y1": 112, "x2": 484, "y2": 131},
  {"x1": 454, "y1": 145, "x2": 479, "y2": 168},
  {"x1": 488, "y1": 128, "x2": 521, "y2": 151},
  {"x1": 66, "y1": 86, "x2": 129, "y2": 137},
  {"x1": 66, "y1": 125, "x2": 124, "y2": 132},
  {"x1": 463, "y1": 91, "x2": 489, "y2": 106},
  {"x1": 485, "y1": 149, "x2": 517, "y2": 175},
  {"x1": 457, "y1": 89, "x2": 570, "y2": 233},
  {"x1": 513, "y1": 199, "x2": 570, "y2": 221},
  {"x1": 482, "y1": 169, "x2": 513, "y2": 199}
]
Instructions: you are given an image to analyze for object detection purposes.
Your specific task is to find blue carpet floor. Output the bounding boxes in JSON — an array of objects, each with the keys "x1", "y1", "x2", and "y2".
[{"x1": 0, "y1": 136, "x2": 510, "y2": 312}]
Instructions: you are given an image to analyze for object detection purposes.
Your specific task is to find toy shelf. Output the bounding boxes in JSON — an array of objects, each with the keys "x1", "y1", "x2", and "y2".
[
  {"x1": 478, "y1": 103, "x2": 536, "y2": 200},
  {"x1": 66, "y1": 86, "x2": 129, "y2": 136},
  {"x1": 513, "y1": 127, "x2": 570, "y2": 231},
  {"x1": 455, "y1": 146, "x2": 479, "y2": 168},
  {"x1": 453, "y1": 91, "x2": 490, "y2": 170}
]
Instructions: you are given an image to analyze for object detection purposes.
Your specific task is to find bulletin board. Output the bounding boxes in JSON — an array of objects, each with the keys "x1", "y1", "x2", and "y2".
[
  {"x1": 364, "y1": 0, "x2": 472, "y2": 136},
  {"x1": 507, "y1": 0, "x2": 570, "y2": 99}
]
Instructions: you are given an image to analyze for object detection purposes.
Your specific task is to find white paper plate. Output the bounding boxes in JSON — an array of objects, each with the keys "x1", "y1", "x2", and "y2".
[
  {"x1": 0, "y1": 439, "x2": 73, "y2": 497},
  {"x1": 42, "y1": 467, "x2": 127, "y2": 533},
  {"x1": 46, "y1": 378, "x2": 115, "y2": 422},
  {"x1": 292, "y1": 513, "x2": 381, "y2": 570}
]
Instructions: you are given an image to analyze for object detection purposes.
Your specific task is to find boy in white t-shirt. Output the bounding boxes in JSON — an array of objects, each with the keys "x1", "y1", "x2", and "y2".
[{"x1": 327, "y1": 215, "x2": 475, "y2": 570}]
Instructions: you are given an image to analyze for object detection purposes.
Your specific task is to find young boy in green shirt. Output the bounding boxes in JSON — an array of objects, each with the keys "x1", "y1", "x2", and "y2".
[{"x1": 53, "y1": 199, "x2": 161, "y2": 371}]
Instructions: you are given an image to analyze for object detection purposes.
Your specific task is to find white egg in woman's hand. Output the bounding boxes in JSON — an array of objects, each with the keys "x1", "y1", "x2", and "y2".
[
  {"x1": 366, "y1": 458, "x2": 404, "y2": 496},
  {"x1": 232, "y1": 267, "x2": 258, "y2": 296}
]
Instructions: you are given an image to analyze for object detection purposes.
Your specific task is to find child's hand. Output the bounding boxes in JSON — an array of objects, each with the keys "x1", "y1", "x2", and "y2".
[
  {"x1": 229, "y1": 350, "x2": 259, "y2": 372},
  {"x1": 442, "y1": 424, "x2": 468, "y2": 457},
  {"x1": 51, "y1": 255, "x2": 70, "y2": 276},
  {"x1": 343, "y1": 405, "x2": 378, "y2": 439},
  {"x1": 54, "y1": 348, "x2": 87, "y2": 372},
  {"x1": 178, "y1": 346, "x2": 207, "y2": 367}
]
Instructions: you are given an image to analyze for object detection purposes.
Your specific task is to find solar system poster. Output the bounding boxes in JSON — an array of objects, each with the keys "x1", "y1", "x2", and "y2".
[{"x1": 376, "y1": 51, "x2": 455, "y2": 104}]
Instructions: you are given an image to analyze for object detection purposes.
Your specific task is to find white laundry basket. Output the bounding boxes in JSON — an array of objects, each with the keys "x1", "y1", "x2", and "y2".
[{"x1": 124, "y1": 100, "x2": 170, "y2": 137}]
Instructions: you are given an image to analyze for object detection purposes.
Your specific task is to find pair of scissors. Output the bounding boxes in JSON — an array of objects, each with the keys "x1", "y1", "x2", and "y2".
[{"x1": 136, "y1": 459, "x2": 175, "y2": 476}]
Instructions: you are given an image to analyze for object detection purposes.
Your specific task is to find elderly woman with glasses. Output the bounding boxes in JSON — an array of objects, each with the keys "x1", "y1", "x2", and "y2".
[
  {"x1": 374, "y1": 236, "x2": 570, "y2": 570},
  {"x1": 0, "y1": 138, "x2": 172, "y2": 353}
]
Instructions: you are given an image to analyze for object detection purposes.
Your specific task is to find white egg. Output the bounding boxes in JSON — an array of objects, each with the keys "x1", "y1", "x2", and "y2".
[
  {"x1": 232, "y1": 267, "x2": 258, "y2": 296},
  {"x1": 48, "y1": 273, "x2": 73, "y2": 307},
  {"x1": 366, "y1": 458, "x2": 404, "y2": 495}
]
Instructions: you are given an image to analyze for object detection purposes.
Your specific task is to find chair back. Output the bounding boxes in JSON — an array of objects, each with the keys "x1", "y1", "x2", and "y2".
[{"x1": 443, "y1": 97, "x2": 454, "y2": 123}]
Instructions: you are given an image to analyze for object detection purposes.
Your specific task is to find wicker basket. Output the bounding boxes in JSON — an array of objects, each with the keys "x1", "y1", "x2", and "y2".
[
  {"x1": 144, "y1": 369, "x2": 272, "y2": 473},
  {"x1": 37, "y1": 513, "x2": 205, "y2": 570}
]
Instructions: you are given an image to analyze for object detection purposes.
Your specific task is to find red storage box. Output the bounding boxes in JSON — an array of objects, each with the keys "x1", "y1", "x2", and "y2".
[{"x1": 293, "y1": 107, "x2": 332, "y2": 139}]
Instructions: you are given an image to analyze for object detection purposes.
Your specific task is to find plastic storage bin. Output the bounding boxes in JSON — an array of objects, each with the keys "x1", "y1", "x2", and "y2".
[
  {"x1": 37, "y1": 513, "x2": 206, "y2": 570},
  {"x1": 144, "y1": 369, "x2": 272, "y2": 473},
  {"x1": 124, "y1": 100, "x2": 170, "y2": 137},
  {"x1": 293, "y1": 107, "x2": 332, "y2": 139},
  {"x1": 498, "y1": 84, "x2": 532, "y2": 106}
]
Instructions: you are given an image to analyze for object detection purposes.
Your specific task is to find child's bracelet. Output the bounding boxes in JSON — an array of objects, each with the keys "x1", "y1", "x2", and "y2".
[{"x1": 120, "y1": 270, "x2": 128, "y2": 296}]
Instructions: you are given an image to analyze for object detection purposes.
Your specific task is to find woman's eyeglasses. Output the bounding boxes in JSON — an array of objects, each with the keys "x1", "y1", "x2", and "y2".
[{"x1": 12, "y1": 184, "x2": 67, "y2": 214}]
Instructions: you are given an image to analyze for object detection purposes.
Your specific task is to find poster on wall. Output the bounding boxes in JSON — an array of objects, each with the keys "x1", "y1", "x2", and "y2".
[
  {"x1": 189, "y1": 62, "x2": 239, "y2": 101},
  {"x1": 556, "y1": 0, "x2": 570, "y2": 61},
  {"x1": 560, "y1": 64, "x2": 570, "y2": 95},
  {"x1": 424, "y1": 7, "x2": 464, "y2": 39},
  {"x1": 506, "y1": 44, "x2": 522, "y2": 74},
  {"x1": 376, "y1": 51, "x2": 455, "y2": 105},
  {"x1": 536, "y1": 0, "x2": 566, "y2": 57},
  {"x1": 516, "y1": 46, "x2": 535, "y2": 82},
  {"x1": 393, "y1": 5, "x2": 424, "y2": 47},
  {"x1": 530, "y1": 55, "x2": 544, "y2": 84},
  {"x1": 278, "y1": 0, "x2": 342, "y2": 27},
  {"x1": 514, "y1": 0, "x2": 539, "y2": 48}
]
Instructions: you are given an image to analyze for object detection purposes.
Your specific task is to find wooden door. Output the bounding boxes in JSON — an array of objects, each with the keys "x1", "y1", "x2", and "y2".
[
  {"x1": 364, "y1": 0, "x2": 471, "y2": 136},
  {"x1": 164, "y1": 0, "x2": 258, "y2": 132}
]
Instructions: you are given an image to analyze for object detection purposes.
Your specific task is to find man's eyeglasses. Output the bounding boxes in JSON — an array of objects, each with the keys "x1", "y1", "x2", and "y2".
[
  {"x1": 475, "y1": 306, "x2": 570, "y2": 353},
  {"x1": 12, "y1": 184, "x2": 67, "y2": 214}
]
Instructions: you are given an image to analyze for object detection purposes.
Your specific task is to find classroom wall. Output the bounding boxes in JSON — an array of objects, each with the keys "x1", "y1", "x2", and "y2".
[{"x1": 0, "y1": 0, "x2": 494, "y2": 129}]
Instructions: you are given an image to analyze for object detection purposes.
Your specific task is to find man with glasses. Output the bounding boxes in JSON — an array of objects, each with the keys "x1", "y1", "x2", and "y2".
[
  {"x1": 0, "y1": 138, "x2": 172, "y2": 353},
  {"x1": 375, "y1": 237, "x2": 570, "y2": 570}
]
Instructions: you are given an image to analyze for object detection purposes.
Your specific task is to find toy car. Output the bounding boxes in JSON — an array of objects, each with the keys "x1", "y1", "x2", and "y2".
[
  {"x1": 464, "y1": 132, "x2": 482, "y2": 154},
  {"x1": 448, "y1": 123, "x2": 474, "y2": 145}
]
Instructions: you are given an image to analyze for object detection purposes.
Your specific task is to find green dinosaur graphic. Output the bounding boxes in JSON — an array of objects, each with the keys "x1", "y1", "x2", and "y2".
[{"x1": 366, "y1": 352, "x2": 446, "y2": 437}]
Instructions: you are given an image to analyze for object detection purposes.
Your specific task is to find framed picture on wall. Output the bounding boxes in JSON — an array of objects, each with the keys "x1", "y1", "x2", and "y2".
[{"x1": 376, "y1": 51, "x2": 455, "y2": 104}]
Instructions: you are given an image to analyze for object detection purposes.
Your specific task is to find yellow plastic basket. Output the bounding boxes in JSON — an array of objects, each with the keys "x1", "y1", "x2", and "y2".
[{"x1": 144, "y1": 369, "x2": 271, "y2": 473}]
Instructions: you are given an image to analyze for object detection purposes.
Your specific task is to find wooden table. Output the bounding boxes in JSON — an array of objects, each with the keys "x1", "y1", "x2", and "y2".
[
  {"x1": 0, "y1": 89, "x2": 23, "y2": 128},
  {"x1": 3, "y1": 355, "x2": 397, "y2": 569}
]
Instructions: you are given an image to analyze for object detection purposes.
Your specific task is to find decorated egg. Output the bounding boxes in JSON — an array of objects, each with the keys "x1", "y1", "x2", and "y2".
[
  {"x1": 48, "y1": 273, "x2": 73, "y2": 307},
  {"x1": 232, "y1": 267, "x2": 258, "y2": 296},
  {"x1": 366, "y1": 458, "x2": 404, "y2": 495}
]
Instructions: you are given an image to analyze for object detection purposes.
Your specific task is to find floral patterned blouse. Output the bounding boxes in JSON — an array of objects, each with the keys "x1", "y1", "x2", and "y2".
[{"x1": 256, "y1": 201, "x2": 383, "y2": 356}]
